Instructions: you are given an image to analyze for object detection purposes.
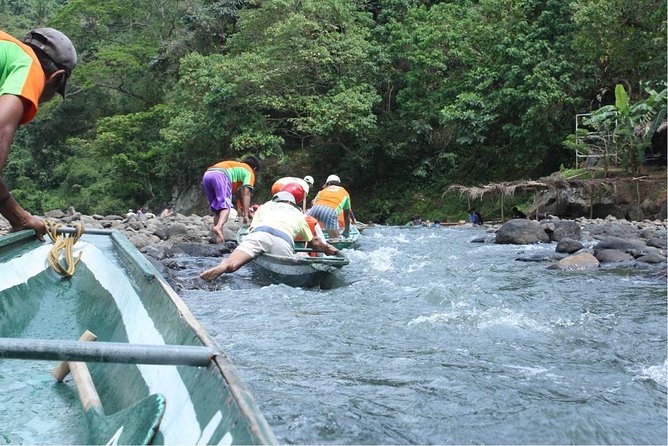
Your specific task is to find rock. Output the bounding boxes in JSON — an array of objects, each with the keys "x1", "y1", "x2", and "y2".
[
  {"x1": 641, "y1": 198, "x2": 661, "y2": 216},
  {"x1": 545, "y1": 220, "x2": 581, "y2": 242},
  {"x1": 166, "y1": 222, "x2": 189, "y2": 239},
  {"x1": 547, "y1": 252, "x2": 600, "y2": 270},
  {"x1": 495, "y1": 219, "x2": 550, "y2": 244},
  {"x1": 555, "y1": 238, "x2": 584, "y2": 254},
  {"x1": 166, "y1": 243, "x2": 231, "y2": 258},
  {"x1": 142, "y1": 244, "x2": 166, "y2": 261},
  {"x1": 595, "y1": 249, "x2": 634, "y2": 263},
  {"x1": 647, "y1": 237, "x2": 667, "y2": 249},
  {"x1": 636, "y1": 253, "x2": 666, "y2": 264},
  {"x1": 44, "y1": 209, "x2": 66, "y2": 219},
  {"x1": 593, "y1": 237, "x2": 646, "y2": 254}
]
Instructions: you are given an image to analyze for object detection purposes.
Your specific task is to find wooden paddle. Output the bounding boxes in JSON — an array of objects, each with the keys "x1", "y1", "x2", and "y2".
[{"x1": 53, "y1": 331, "x2": 166, "y2": 445}]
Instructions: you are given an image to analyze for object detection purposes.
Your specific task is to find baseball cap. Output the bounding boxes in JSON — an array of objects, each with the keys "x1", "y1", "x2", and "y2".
[
  {"x1": 23, "y1": 28, "x2": 77, "y2": 97},
  {"x1": 323, "y1": 174, "x2": 340, "y2": 187},
  {"x1": 272, "y1": 191, "x2": 296, "y2": 205}
]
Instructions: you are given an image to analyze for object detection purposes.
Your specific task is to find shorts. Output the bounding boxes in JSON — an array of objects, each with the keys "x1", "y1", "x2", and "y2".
[
  {"x1": 202, "y1": 170, "x2": 233, "y2": 211},
  {"x1": 236, "y1": 231, "x2": 295, "y2": 258},
  {"x1": 307, "y1": 205, "x2": 339, "y2": 230}
]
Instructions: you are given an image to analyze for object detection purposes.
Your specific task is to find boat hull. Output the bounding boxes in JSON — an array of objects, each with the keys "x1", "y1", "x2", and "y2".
[
  {"x1": 0, "y1": 230, "x2": 276, "y2": 445},
  {"x1": 253, "y1": 253, "x2": 349, "y2": 287}
]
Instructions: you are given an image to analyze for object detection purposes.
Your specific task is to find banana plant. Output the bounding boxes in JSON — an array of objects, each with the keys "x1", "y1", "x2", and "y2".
[{"x1": 585, "y1": 83, "x2": 667, "y2": 175}]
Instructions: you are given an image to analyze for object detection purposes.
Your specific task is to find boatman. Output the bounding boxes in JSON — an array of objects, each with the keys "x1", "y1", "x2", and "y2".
[
  {"x1": 307, "y1": 174, "x2": 352, "y2": 239},
  {"x1": 199, "y1": 191, "x2": 338, "y2": 281},
  {"x1": 280, "y1": 182, "x2": 331, "y2": 256},
  {"x1": 0, "y1": 28, "x2": 77, "y2": 239},
  {"x1": 270, "y1": 175, "x2": 314, "y2": 211},
  {"x1": 202, "y1": 155, "x2": 261, "y2": 244}
]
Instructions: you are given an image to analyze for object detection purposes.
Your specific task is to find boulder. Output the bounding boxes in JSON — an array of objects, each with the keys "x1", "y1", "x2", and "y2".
[
  {"x1": 495, "y1": 219, "x2": 550, "y2": 245},
  {"x1": 647, "y1": 237, "x2": 667, "y2": 249},
  {"x1": 547, "y1": 252, "x2": 600, "y2": 270},
  {"x1": 555, "y1": 238, "x2": 584, "y2": 254},
  {"x1": 593, "y1": 237, "x2": 646, "y2": 254},
  {"x1": 545, "y1": 220, "x2": 581, "y2": 242},
  {"x1": 44, "y1": 209, "x2": 66, "y2": 219},
  {"x1": 594, "y1": 249, "x2": 634, "y2": 263}
]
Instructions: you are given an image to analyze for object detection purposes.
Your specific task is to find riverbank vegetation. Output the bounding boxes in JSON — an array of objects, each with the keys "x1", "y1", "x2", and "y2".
[{"x1": 3, "y1": 0, "x2": 666, "y2": 224}]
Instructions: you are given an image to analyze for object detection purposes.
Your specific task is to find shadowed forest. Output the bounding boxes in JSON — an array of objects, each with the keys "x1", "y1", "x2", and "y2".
[{"x1": 2, "y1": 0, "x2": 666, "y2": 223}]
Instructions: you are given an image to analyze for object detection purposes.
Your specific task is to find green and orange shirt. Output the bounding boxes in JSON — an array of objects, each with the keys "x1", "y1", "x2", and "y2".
[
  {"x1": 0, "y1": 30, "x2": 44, "y2": 125},
  {"x1": 312, "y1": 185, "x2": 351, "y2": 215},
  {"x1": 206, "y1": 161, "x2": 256, "y2": 194}
]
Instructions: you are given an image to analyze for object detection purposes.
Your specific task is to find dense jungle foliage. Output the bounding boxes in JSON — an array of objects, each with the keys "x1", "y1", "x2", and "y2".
[{"x1": 2, "y1": 0, "x2": 666, "y2": 223}]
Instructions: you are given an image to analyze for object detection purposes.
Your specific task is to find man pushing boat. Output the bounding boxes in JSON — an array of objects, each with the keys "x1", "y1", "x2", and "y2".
[{"x1": 199, "y1": 190, "x2": 338, "y2": 281}]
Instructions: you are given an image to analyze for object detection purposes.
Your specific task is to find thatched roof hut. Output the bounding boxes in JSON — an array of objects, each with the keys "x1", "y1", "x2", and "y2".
[{"x1": 445, "y1": 175, "x2": 661, "y2": 221}]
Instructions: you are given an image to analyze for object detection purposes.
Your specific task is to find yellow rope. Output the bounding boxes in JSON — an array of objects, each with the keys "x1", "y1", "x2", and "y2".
[{"x1": 45, "y1": 221, "x2": 84, "y2": 278}]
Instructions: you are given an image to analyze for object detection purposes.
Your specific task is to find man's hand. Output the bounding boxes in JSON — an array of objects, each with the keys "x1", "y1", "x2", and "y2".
[
  {"x1": 10, "y1": 214, "x2": 46, "y2": 241},
  {"x1": 324, "y1": 244, "x2": 339, "y2": 256}
]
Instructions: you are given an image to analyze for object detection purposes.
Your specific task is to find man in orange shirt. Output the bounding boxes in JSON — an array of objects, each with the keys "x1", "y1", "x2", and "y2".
[
  {"x1": 0, "y1": 28, "x2": 77, "y2": 238},
  {"x1": 306, "y1": 174, "x2": 352, "y2": 239}
]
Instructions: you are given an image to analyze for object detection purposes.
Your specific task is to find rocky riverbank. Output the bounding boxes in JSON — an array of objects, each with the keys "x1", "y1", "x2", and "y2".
[{"x1": 1, "y1": 207, "x2": 666, "y2": 282}]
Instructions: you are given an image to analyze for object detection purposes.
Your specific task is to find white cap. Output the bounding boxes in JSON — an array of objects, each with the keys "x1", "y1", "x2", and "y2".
[
  {"x1": 272, "y1": 191, "x2": 296, "y2": 205},
  {"x1": 303, "y1": 175, "x2": 314, "y2": 186},
  {"x1": 323, "y1": 174, "x2": 340, "y2": 186}
]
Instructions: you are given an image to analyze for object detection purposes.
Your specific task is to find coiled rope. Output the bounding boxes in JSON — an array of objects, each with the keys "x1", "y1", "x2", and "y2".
[{"x1": 45, "y1": 221, "x2": 84, "y2": 278}]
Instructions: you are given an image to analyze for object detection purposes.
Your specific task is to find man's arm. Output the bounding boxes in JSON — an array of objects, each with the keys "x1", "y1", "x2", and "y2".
[
  {"x1": 310, "y1": 237, "x2": 339, "y2": 256},
  {"x1": 0, "y1": 95, "x2": 45, "y2": 238},
  {"x1": 342, "y1": 209, "x2": 351, "y2": 237},
  {"x1": 240, "y1": 187, "x2": 252, "y2": 224}
]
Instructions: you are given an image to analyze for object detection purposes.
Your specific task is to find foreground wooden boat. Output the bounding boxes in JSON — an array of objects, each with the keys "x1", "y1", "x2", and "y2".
[
  {"x1": 237, "y1": 227, "x2": 349, "y2": 287},
  {"x1": 0, "y1": 228, "x2": 277, "y2": 445}
]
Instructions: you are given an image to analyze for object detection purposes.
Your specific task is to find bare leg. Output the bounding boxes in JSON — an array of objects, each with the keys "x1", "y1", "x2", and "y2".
[
  {"x1": 212, "y1": 209, "x2": 230, "y2": 243},
  {"x1": 200, "y1": 249, "x2": 254, "y2": 281}
]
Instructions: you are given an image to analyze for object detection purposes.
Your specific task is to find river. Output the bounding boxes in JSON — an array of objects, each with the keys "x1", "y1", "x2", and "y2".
[{"x1": 178, "y1": 225, "x2": 667, "y2": 444}]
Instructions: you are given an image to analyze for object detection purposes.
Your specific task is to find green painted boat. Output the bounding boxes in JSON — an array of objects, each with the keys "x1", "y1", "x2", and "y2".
[
  {"x1": 236, "y1": 227, "x2": 349, "y2": 288},
  {"x1": 326, "y1": 225, "x2": 361, "y2": 250},
  {"x1": 0, "y1": 228, "x2": 277, "y2": 445}
]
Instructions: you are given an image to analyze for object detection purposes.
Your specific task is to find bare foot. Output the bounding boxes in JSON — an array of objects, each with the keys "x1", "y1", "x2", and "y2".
[
  {"x1": 212, "y1": 227, "x2": 225, "y2": 243},
  {"x1": 200, "y1": 264, "x2": 226, "y2": 281}
]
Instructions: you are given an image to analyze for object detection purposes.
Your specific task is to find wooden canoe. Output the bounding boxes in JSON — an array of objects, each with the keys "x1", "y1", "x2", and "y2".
[
  {"x1": 326, "y1": 225, "x2": 361, "y2": 250},
  {"x1": 237, "y1": 227, "x2": 349, "y2": 288},
  {"x1": 0, "y1": 228, "x2": 277, "y2": 445}
]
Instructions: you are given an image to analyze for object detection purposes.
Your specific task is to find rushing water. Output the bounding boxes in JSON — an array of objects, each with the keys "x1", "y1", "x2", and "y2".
[{"x1": 178, "y1": 226, "x2": 667, "y2": 445}]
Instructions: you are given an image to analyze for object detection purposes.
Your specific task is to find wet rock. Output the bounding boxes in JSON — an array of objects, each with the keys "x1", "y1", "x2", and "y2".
[
  {"x1": 547, "y1": 252, "x2": 600, "y2": 270},
  {"x1": 593, "y1": 237, "x2": 646, "y2": 254},
  {"x1": 647, "y1": 237, "x2": 667, "y2": 249},
  {"x1": 595, "y1": 249, "x2": 634, "y2": 263},
  {"x1": 495, "y1": 219, "x2": 551, "y2": 244},
  {"x1": 555, "y1": 238, "x2": 584, "y2": 254},
  {"x1": 166, "y1": 242, "x2": 231, "y2": 258},
  {"x1": 636, "y1": 253, "x2": 666, "y2": 264}
]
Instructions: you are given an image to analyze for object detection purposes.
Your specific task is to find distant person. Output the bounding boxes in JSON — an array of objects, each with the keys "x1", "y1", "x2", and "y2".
[
  {"x1": 512, "y1": 206, "x2": 527, "y2": 219},
  {"x1": 271, "y1": 175, "x2": 314, "y2": 211},
  {"x1": 160, "y1": 204, "x2": 175, "y2": 218},
  {"x1": 307, "y1": 174, "x2": 352, "y2": 239},
  {"x1": 202, "y1": 155, "x2": 261, "y2": 243},
  {"x1": 0, "y1": 28, "x2": 77, "y2": 239},
  {"x1": 199, "y1": 191, "x2": 338, "y2": 281},
  {"x1": 468, "y1": 208, "x2": 484, "y2": 226},
  {"x1": 411, "y1": 215, "x2": 423, "y2": 226}
]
